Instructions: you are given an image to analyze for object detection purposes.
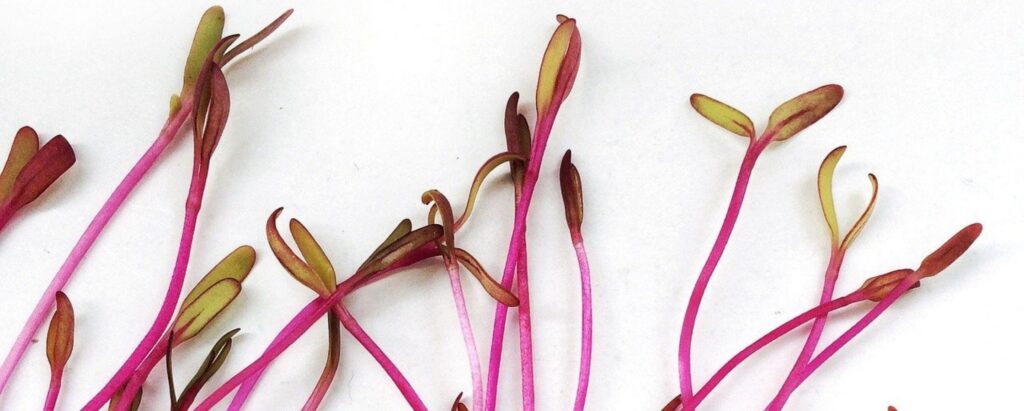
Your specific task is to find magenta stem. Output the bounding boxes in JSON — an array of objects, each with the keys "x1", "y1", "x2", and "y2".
[
  {"x1": 445, "y1": 260, "x2": 484, "y2": 411},
  {"x1": 678, "y1": 137, "x2": 770, "y2": 401},
  {"x1": 768, "y1": 249, "x2": 844, "y2": 410},
  {"x1": 485, "y1": 242, "x2": 527, "y2": 411},
  {"x1": 685, "y1": 290, "x2": 869, "y2": 410},
  {"x1": 114, "y1": 333, "x2": 172, "y2": 411},
  {"x1": 43, "y1": 370, "x2": 63, "y2": 411},
  {"x1": 84, "y1": 164, "x2": 209, "y2": 410},
  {"x1": 570, "y1": 233, "x2": 592, "y2": 411},
  {"x1": 0, "y1": 97, "x2": 195, "y2": 398},
  {"x1": 780, "y1": 274, "x2": 920, "y2": 402}
]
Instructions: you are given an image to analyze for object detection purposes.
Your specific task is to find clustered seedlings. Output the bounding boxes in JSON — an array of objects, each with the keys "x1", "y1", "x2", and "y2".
[{"x1": 0, "y1": 4, "x2": 986, "y2": 411}]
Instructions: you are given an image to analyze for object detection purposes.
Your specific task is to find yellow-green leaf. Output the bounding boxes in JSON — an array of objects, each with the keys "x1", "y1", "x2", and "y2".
[
  {"x1": 536, "y1": 16, "x2": 582, "y2": 120},
  {"x1": 181, "y1": 6, "x2": 225, "y2": 98},
  {"x1": 0, "y1": 126, "x2": 39, "y2": 202},
  {"x1": 267, "y1": 208, "x2": 330, "y2": 296},
  {"x1": 765, "y1": 84, "x2": 844, "y2": 141},
  {"x1": 690, "y1": 94, "x2": 755, "y2": 138},
  {"x1": 429, "y1": 153, "x2": 525, "y2": 230},
  {"x1": 46, "y1": 291, "x2": 74, "y2": 372},
  {"x1": 181, "y1": 245, "x2": 255, "y2": 309},
  {"x1": 359, "y1": 219, "x2": 413, "y2": 271},
  {"x1": 359, "y1": 224, "x2": 444, "y2": 277},
  {"x1": 817, "y1": 146, "x2": 846, "y2": 247},
  {"x1": 290, "y1": 219, "x2": 337, "y2": 292},
  {"x1": 172, "y1": 279, "x2": 241, "y2": 344}
]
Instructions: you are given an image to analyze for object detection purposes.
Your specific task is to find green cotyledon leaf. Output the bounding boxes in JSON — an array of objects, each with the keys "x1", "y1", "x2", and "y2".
[
  {"x1": 181, "y1": 245, "x2": 255, "y2": 309},
  {"x1": 0, "y1": 126, "x2": 39, "y2": 202}
]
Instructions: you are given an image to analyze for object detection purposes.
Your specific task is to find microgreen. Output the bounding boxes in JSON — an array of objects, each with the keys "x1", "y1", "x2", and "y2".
[
  {"x1": 0, "y1": 127, "x2": 76, "y2": 233},
  {"x1": 677, "y1": 84, "x2": 844, "y2": 402},
  {"x1": 0, "y1": 6, "x2": 291, "y2": 397},
  {"x1": 43, "y1": 291, "x2": 74, "y2": 411},
  {"x1": 559, "y1": 150, "x2": 592, "y2": 411},
  {"x1": 172, "y1": 328, "x2": 239, "y2": 411}
]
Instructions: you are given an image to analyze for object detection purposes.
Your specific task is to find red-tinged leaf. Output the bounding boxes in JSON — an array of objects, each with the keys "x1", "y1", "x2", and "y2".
[
  {"x1": 46, "y1": 291, "x2": 74, "y2": 373},
  {"x1": 915, "y1": 223, "x2": 983, "y2": 278},
  {"x1": 889, "y1": 407, "x2": 897, "y2": 411},
  {"x1": 172, "y1": 279, "x2": 241, "y2": 344},
  {"x1": 191, "y1": 35, "x2": 238, "y2": 151},
  {"x1": 359, "y1": 219, "x2": 413, "y2": 271},
  {"x1": 690, "y1": 94, "x2": 756, "y2": 138},
  {"x1": 764, "y1": 84, "x2": 844, "y2": 141},
  {"x1": 661, "y1": 394, "x2": 682, "y2": 411},
  {"x1": 290, "y1": 219, "x2": 337, "y2": 292},
  {"x1": 451, "y1": 393, "x2": 468, "y2": 411},
  {"x1": 221, "y1": 9, "x2": 295, "y2": 65},
  {"x1": 559, "y1": 150, "x2": 584, "y2": 231},
  {"x1": 504, "y1": 92, "x2": 531, "y2": 185},
  {"x1": 860, "y1": 269, "x2": 917, "y2": 302},
  {"x1": 174, "y1": 328, "x2": 239, "y2": 411},
  {"x1": 7, "y1": 135, "x2": 75, "y2": 210},
  {"x1": 358, "y1": 224, "x2": 444, "y2": 277},
  {"x1": 267, "y1": 208, "x2": 331, "y2": 295},
  {"x1": 536, "y1": 16, "x2": 582, "y2": 121},
  {"x1": 181, "y1": 245, "x2": 255, "y2": 309},
  {"x1": 181, "y1": 6, "x2": 226, "y2": 98},
  {"x1": 198, "y1": 63, "x2": 231, "y2": 164},
  {"x1": 421, "y1": 190, "x2": 456, "y2": 250},
  {"x1": 817, "y1": 146, "x2": 846, "y2": 246},
  {"x1": 429, "y1": 153, "x2": 525, "y2": 230},
  {"x1": 0, "y1": 126, "x2": 39, "y2": 202},
  {"x1": 840, "y1": 173, "x2": 878, "y2": 251},
  {"x1": 453, "y1": 248, "x2": 519, "y2": 306}
]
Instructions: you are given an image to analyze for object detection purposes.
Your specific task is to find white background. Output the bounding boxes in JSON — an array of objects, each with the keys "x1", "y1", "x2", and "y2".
[{"x1": 0, "y1": 1, "x2": 1020, "y2": 410}]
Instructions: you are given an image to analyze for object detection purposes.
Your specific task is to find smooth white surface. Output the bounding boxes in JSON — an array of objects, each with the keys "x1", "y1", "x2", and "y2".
[{"x1": 0, "y1": 1, "x2": 1020, "y2": 410}]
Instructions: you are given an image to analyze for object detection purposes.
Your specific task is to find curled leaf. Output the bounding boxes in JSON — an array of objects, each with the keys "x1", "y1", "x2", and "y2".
[
  {"x1": 194, "y1": 61, "x2": 231, "y2": 164},
  {"x1": 181, "y1": 245, "x2": 255, "y2": 309},
  {"x1": 451, "y1": 393, "x2": 469, "y2": 411},
  {"x1": 559, "y1": 150, "x2": 584, "y2": 231},
  {"x1": 6, "y1": 135, "x2": 76, "y2": 210},
  {"x1": 690, "y1": 94, "x2": 755, "y2": 138},
  {"x1": 536, "y1": 16, "x2": 582, "y2": 121},
  {"x1": 817, "y1": 146, "x2": 846, "y2": 246},
  {"x1": 453, "y1": 248, "x2": 519, "y2": 306},
  {"x1": 267, "y1": 208, "x2": 330, "y2": 295},
  {"x1": 504, "y1": 92, "x2": 532, "y2": 186},
  {"x1": 46, "y1": 291, "x2": 74, "y2": 373},
  {"x1": 172, "y1": 279, "x2": 241, "y2": 344},
  {"x1": 765, "y1": 84, "x2": 843, "y2": 141},
  {"x1": 860, "y1": 269, "x2": 917, "y2": 302},
  {"x1": 359, "y1": 219, "x2": 413, "y2": 271},
  {"x1": 221, "y1": 9, "x2": 295, "y2": 66},
  {"x1": 421, "y1": 190, "x2": 456, "y2": 249},
  {"x1": 181, "y1": 6, "x2": 226, "y2": 98},
  {"x1": 0, "y1": 126, "x2": 39, "y2": 202},
  {"x1": 840, "y1": 173, "x2": 878, "y2": 251},
  {"x1": 428, "y1": 152, "x2": 525, "y2": 230},
  {"x1": 175, "y1": 328, "x2": 239, "y2": 411},
  {"x1": 290, "y1": 219, "x2": 337, "y2": 292},
  {"x1": 915, "y1": 223, "x2": 983, "y2": 278}
]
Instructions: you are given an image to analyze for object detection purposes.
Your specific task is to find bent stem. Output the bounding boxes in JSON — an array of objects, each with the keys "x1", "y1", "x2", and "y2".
[
  {"x1": 678, "y1": 136, "x2": 770, "y2": 400},
  {"x1": 0, "y1": 96, "x2": 195, "y2": 396},
  {"x1": 301, "y1": 311, "x2": 341, "y2": 411}
]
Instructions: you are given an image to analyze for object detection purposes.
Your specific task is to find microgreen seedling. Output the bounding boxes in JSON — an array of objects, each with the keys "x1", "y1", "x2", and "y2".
[
  {"x1": 0, "y1": 127, "x2": 76, "y2": 234},
  {"x1": 43, "y1": 292, "x2": 74, "y2": 411},
  {"x1": 0, "y1": 6, "x2": 291, "y2": 398},
  {"x1": 559, "y1": 150, "x2": 592, "y2": 411}
]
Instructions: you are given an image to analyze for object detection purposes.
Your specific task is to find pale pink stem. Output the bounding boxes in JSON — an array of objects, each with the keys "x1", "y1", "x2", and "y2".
[
  {"x1": 685, "y1": 290, "x2": 870, "y2": 410},
  {"x1": 571, "y1": 234, "x2": 592, "y2": 411},
  {"x1": 678, "y1": 137, "x2": 770, "y2": 401},
  {"x1": 485, "y1": 244, "x2": 526, "y2": 411},
  {"x1": 781, "y1": 274, "x2": 920, "y2": 403},
  {"x1": 0, "y1": 97, "x2": 195, "y2": 398},
  {"x1": 84, "y1": 167, "x2": 209, "y2": 410},
  {"x1": 43, "y1": 370, "x2": 63, "y2": 411},
  {"x1": 115, "y1": 333, "x2": 172, "y2": 411},
  {"x1": 767, "y1": 250, "x2": 844, "y2": 410},
  {"x1": 445, "y1": 260, "x2": 484, "y2": 411}
]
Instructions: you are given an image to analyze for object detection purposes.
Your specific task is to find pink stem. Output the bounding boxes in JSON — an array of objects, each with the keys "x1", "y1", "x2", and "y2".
[
  {"x1": 571, "y1": 234, "x2": 592, "y2": 411},
  {"x1": 115, "y1": 333, "x2": 172, "y2": 411},
  {"x1": 0, "y1": 97, "x2": 194, "y2": 398},
  {"x1": 685, "y1": 290, "x2": 870, "y2": 410},
  {"x1": 43, "y1": 370, "x2": 63, "y2": 411},
  {"x1": 768, "y1": 250, "x2": 844, "y2": 410},
  {"x1": 84, "y1": 166, "x2": 209, "y2": 410},
  {"x1": 516, "y1": 242, "x2": 534, "y2": 410},
  {"x1": 485, "y1": 242, "x2": 527, "y2": 411},
  {"x1": 678, "y1": 137, "x2": 770, "y2": 400},
  {"x1": 780, "y1": 274, "x2": 920, "y2": 402},
  {"x1": 445, "y1": 260, "x2": 484, "y2": 411}
]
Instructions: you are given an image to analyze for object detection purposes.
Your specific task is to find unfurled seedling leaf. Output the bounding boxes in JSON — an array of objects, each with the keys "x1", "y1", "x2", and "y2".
[
  {"x1": 180, "y1": 6, "x2": 226, "y2": 99},
  {"x1": 267, "y1": 208, "x2": 331, "y2": 295},
  {"x1": 765, "y1": 84, "x2": 844, "y2": 141},
  {"x1": 451, "y1": 392, "x2": 469, "y2": 411},
  {"x1": 192, "y1": 56, "x2": 232, "y2": 165},
  {"x1": 0, "y1": 126, "x2": 39, "y2": 201},
  {"x1": 690, "y1": 94, "x2": 756, "y2": 139},
  {"x1": 4, "y1": 135, "x2": 76, "y2": 211},
  {"x1": 358, "y1": 224, "x2": 445, "y2": 277},
  {"x1": 220, "y1": 9, "x2": 295, "y2": 65},
  {"x1": 46, "y1": 292, "x2": 74, "y2": 375},
  {"x1": 172, "y1": 246, "x2": 255, "y2": 345},
  {"x1": 559, "y1": 150, "x2": 584, "y2": 231},
  {"x1": 915, "y1": 223, "x2": 983, "y2": 278},
  {"x1": 504, "y1": 92, "x2": 532, "y2": 185},
  {"x1": 816, "y1": 146, "x2": 879, "y2": 250},
  {"x1": 536, "y1": 16, "x2": 582, "y2": 121},
  {"x1": 174, "y1": 328, "x2": 239, "y2": 410},
  {"x1": 359, "y1": 219, "x2": 413, "y2": 271},
  {"x1": 291, "y1": 219, "x2": 337, "y2": 292},
  {"x1": 453, "y1": 248, "x2": 519, "y2": 306}
]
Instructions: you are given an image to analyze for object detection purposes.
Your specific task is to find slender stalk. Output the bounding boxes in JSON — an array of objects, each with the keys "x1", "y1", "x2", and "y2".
[
  {"x1": 115, "y1": 332, "x2": 172, "y2": 411},
  {"x1": 0, "y1": 96, "x2": 195, "y2": 397},
  {"x1": 43, "y1": 370, "x2": 63, "y2": 411},
  {"x1": 678, "y1": 136, "x2": 770, "y2": 400},
  {"x1": 570, "y1": 234, "x2": 592, "y2": 411},
  {"x1": 445, "y1": 260, "x2": 484, "y2": 411},
  {"x1": 85, "y1": 168, "x2": 209, "y2": 410},
  {"x1": 685, "y1": 289, "x2": 870, "y2": 410},
  {"x1": 767, "y1": 250, "x2": 844, "y2": 410},
  {"x1": 301, "y1": 311, "x2": 341, "y2": 411}
]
